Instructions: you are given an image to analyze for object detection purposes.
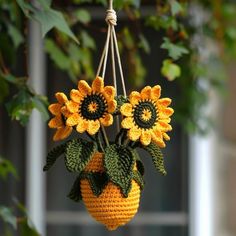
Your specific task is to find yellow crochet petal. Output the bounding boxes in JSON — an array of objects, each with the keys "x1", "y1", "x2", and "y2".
[
  {"x1": 158, "y1": 121, "x2": 172, "y2": 132},
  {"x1": 128, "y1": 127, "x2": 141, "y2": 141},
  {"x1": 70, "y1": 89, "x2": 82, "y2": 103},
  {"x1": 158, "y1": 98, "x2": 172, "y2": 107},
  {"x1": 87, "y1": 120, "x2": 100, "y2": 135},
  {"x1": 151, "y1": 85, "x2": 161, "y2": 100},
  {"x1": 159, "y1": 107, "x2": 174, "y2": 118},
  {"x1": 92, "y1": 76, "x2": 104, "y2": 93},
  {"x1": 120, "y1": 103, "x2": 133, "y2": 117},
  {"x1": 121, "y1": 117, "x2": 134, "y2": 129},
  {"x1": 107, "y1": 100, "x2": 117, "y2": 113},
  {"x1": 103, "y1": 86, "x2": 116, "y2": 100},
  {"x1": 129, "y1": 91, "x2": 141, "y2": 106},
  {"x1": 76, "y1": 119, "x2": 88, "y2": 133},
  {"x1": 78, "y1": 80, "x2": 91, "y2": 95},
  {"x1": 66, "y1": 100, "x2": 79, "y2": 113},
  {"x1": 48, "y1": 115, "x2": 63, "y2": 128},
  {"x1": 151, "y1": 130, "x2": 165, "y2": 148},
  {"x1": 163, "y1": 133, "x2": 170, "y2": 141},
  {"x1": 55, "y1": 92, "x2": 68, "y2": 104},
  {"x1": 140, "y1": 130, "x2": 152, "y2": 146},
  {"x1": 61, "y1": 106, "x2": 71, "y2": 118},
  {"x1": 66, "y1": 113, "x2": 80, "y2": 126},
  {"x1": 48, "y1": 103, "x2": 62, "y2": 116},
  {"x1": 140, "y1": 86, "x2": 152, "y2": 100},
  {"x1": 100, "y1": 113, "x2": 113, "y2": 127}
]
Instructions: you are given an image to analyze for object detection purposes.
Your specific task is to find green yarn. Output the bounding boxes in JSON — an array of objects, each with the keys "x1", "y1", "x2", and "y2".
[
  {"x1": 143, "y1": 142, "x2": 167, "y2": 175},
  {"x1": 65, "y1": 139, "x2": 97, "y2": 173},
  {"x1": 104, "y1": 144, "x2": 136, "y2": 197},
  {"x1": 132, "y1": 171, "x2": 144, "y2": 190},
  {"x1": 81, "y1": 172, "x2": 109, "y2": 197},
  {"x1": 113, "y1": 95, "x2": 128, "y2": 115},
  {"x1": 68, "y1": 176, "x2": 82, "y2": 202},
  {"x1": 133, "y1": 149, "x2": 145, "y2": 176},
  {"x1": 43, "y1": 142, "x2": 67, "y2": 171}
]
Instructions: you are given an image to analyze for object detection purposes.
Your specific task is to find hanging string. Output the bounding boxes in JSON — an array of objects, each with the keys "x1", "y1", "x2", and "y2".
[{"x1": 95, "y1": 0, "x2": 127, "y2": 145}]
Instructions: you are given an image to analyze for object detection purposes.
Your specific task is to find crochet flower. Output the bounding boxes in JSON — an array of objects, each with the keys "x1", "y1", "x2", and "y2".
[
  {"x1": 65, "y1": 77, "x2": 117, "y2": 135},
  {"x1": 48, "y1": 92, "x2": 73, "y2": 141},
  {"x1": 120, "y1": 85, "x2": 174, "y2": 147}
]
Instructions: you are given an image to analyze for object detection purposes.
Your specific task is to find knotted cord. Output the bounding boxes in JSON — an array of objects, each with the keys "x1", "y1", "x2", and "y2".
[{"x1": 96, "y1": 0, "x2": 127, "y2": 97}]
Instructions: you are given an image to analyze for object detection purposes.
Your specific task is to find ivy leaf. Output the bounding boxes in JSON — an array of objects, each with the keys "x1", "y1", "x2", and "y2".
[
  {"x1": 0, "y1": 206, "x2": 17, "y2": 229},
  {"x1": 33, "y1": 9, "x2": 78, "y2": 43},
  {"x1": 65, "y1": 139, "x2": 96, "y2": 173},
  {"x1": 75, "y1": 9, "x2": 91, "y2": 24},
  {"x1": 68, "y1": 176, "x2": 82, "y2": 202},
  {"x1": 169, "y1": 0, "x2": 183, "y2": 16},
  {"x1": 0, "y1": 157, "x2": 18, "y2": 180},
  {"x1": 143, "y1": 142, "x2": 167, "y2": 175},
  {"x1": 31, "y1": 95, "x2": 49, "y2": 121},
  {"x1": 7, "y1": 24, "x2": 24, "y2": 49},
  {"x1": 104, "y1": 144, "x2": 135, "y2": 197},
  {"x1": 161, "y1": 59, "x2": 181, "y2": 81},
  {"x1": 84, "y1": 172, "x2": 109, "y2": 197},
  {"x1": 161, "y1": 37, "x2": 188, "y2": 60},
  {"x1": 43, "y1": 143, "x2": 67, "y2": 171}
]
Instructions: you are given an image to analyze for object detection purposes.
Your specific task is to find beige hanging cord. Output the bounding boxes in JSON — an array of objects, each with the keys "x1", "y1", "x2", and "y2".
[{"x1": 96, "y1": 0, "x2": 127, "y2": 97}]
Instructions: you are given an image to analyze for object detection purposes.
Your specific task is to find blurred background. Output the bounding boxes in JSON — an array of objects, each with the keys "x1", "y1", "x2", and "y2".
[{"x1": 0, "y1": 0, "x2": 236, "y2": 235}]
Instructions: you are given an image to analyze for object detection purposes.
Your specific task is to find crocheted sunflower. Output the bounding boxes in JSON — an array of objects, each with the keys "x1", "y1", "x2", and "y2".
[
  {"x1": 65, "y1": 76, "x2": 117, "y2": 135},
  {"x1": 45, "y1": 79, "x2": 174, "y2": 231},
  {"x1": 120, "y1": 85, "x2": 174, "y2": 147},
  {"x1": 48, "y1": 92, "x2": 72, "y2": 141}
]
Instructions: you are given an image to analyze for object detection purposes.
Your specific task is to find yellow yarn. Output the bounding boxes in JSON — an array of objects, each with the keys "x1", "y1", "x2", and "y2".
[{"x1": 81, "y1": 152, "x2": 141, "y2": 230}]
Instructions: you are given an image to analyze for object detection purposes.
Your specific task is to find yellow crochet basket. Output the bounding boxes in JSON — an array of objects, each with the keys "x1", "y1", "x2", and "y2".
[{"x1": 80, "y1": 152, "x2": 141, "y2": 230}]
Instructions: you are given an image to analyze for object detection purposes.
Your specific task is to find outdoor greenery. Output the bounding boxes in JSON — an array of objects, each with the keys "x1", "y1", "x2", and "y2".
[{"x1": 0, "y1": 0, "x2": 235, "y2": 235}]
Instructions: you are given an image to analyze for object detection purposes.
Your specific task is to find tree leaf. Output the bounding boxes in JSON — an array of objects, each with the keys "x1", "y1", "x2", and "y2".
[
  {"x1": 0, "y1": 206, "x2": 17, "y2": 229},
  {"x1": 169, "y1": 0, "x2": 183, "y2": 16},
  {"x1": 43, "y1": 143, "x2": 67, "y2": 171},
  {"x1": 0, "y1": 157, "x2": 18, "y2": 179},
  {"x1": 161, "y1": 59, "x2": 181, "y2": 81},
  {"x1": 33, "y1": 8, "x2": 78, "y2": 43},
  {"x1": 143, "y1": 142, "x2": 167, "y2": 175},
  {"x1": 18, "y1": 218, "x2": 40, "y2": 236},
  {"x1": 104, "y1": 144, "x2": 135, "y2": 197},
  {"x1": 75, "y1": 9, "x2": 91, "y2": 24},
  {"x1": 31, "y1": 96, "x2": 49, "y2": 121},
  {"x1": 7, "y1": 24, "x2": 24, "y2": 48},
  {"x1": 138, "y1": 34, "x2": 150, "y2": 53},
  {"x1": 65, "y1": 139, "x2": 96, "y2": 173},
  {"x1": 68, "y1": 176, "x2": 82, "y2": 202},
  {"x1": 161, "y1": 37, "x2": 188, "y2": 60}
]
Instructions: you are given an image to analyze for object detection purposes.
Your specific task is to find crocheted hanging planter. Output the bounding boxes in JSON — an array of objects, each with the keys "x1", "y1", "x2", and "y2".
[{"x1": 44, "y1": 1, "x2": 174, "y2": 231}]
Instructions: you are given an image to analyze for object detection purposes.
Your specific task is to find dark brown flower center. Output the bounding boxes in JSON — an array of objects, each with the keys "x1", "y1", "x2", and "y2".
[
  {"x1": 133, "y1": 100, "x2": 158, "y2": 129},
  {"x1": 80, "y1": 93, "x2": 107, "y2": 120}
]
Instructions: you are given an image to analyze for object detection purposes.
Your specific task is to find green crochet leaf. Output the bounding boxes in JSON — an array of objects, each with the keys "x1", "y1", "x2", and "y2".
[
  {"x1": 104, "y1": 144, "x2": 136, "y2": 197},
  {"x1": 65, "y1": 139, "x2": 96, "y2": 173},
  {"x1": 67, "y1": 176, "x2": 82, "y2": 202},
  {"x1": 81, "y1": 172, "x2": 109, "y2": 197},
  {"x1": 132, "y1": 171, "x2": 145, "y2": 190},
  {"x1": 43, "y1": 142, "x2": 67, "y2": 171},
  {"x1": 133, "y1": 149, "x2": 145, "y2": 176},
  {"x1": 144, "y1": 142, "x2": 167, "y2": 175}
]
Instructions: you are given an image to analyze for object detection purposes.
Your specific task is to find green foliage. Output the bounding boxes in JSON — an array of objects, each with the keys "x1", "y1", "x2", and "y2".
[
  {"x1": 161, "y1": 37, "x2": 189, "y2": 60},
  {"x1": 65, "y1": 139, "x2": 97, "y2": 173},
  {"x1": 161, "y1": 59, "x2": 181, "y2": 81},
  {"x1": 0, "y1": 157, "x2": 18, "y2": 180},
  {"x1": 143, "y1": 142, "x2": 167, "y2": 176},
  {"x1": 16, "y1": 0, "x2": 78, "y2": 43},
  {"x1": 132, "y1": 171, "x2": 144, "y2": 190},
  {"x1": 104, "y1": 144, "x2": 135, "y2": 197},
  {"x1": 68, "y1": 176, "x2": 82, "y2": 202},
  {"x1": 0, "y1": 206, "x2": 17, "y2": 229},
  {"x1": 43, "y1": 142, "x2": 67, "y2": 171}
]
